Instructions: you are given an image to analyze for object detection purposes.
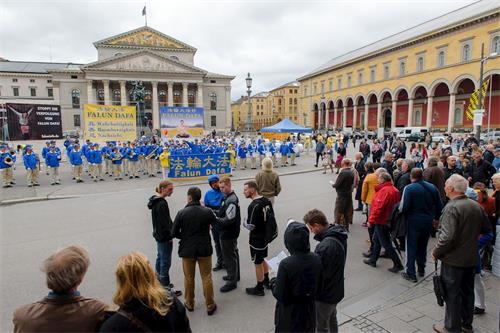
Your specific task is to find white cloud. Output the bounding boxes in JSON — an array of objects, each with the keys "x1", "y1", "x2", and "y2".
[{"x1": 0, "y1": 0, "x2": 473, "y2": 99}]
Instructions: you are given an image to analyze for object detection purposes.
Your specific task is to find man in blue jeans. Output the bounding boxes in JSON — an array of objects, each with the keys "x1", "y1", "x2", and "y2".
[
  {"x1": 400, "y1": 168, "x2": 442, "y2": 282},
  {"x1": 147, "y1": 180, "x2": 182, "y2": 296}
]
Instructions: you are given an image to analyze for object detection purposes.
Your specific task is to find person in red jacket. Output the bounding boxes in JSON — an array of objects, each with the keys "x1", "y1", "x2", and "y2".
[{"x1": 363, "y1": 171, "x2": 404, "y2": 273}]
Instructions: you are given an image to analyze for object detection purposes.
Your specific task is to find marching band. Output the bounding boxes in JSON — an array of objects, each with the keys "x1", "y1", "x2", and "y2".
[{"x1": 0, "y1": 135, "x2": 299, "y2": 188}]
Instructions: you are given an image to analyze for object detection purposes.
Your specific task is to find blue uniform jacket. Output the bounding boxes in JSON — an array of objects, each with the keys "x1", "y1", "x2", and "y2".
[
  {"x1": 237, "y1": 146, "x2": 247, "y2": 158},
  {"x1": 279, "y1": 143, "x2": 289, "y2": 155},
  {"x1": 41, "y1": 146, "x2": 50, "y2": 159},
  {"x1": 45, "y1": 151, "x2": 60, "y2": 168},
  {"x1": 23, "y1": 153, "x2": 38, "y2": 170},
  {"x1": 111, "y1": 152, "x2": 122, "y2": 165},
  {"x1": 0, "y1": 152, "x2": 13, "y2": 169},
  {"x1": 204, "y1": 188, "x2": 225, "y2": 209},
  {"x1": 69, "y1": 150, "x2": 83, "y2": 166},
  {"x1": 89, "y1": 150, "x2": 103, "y2": 164}
]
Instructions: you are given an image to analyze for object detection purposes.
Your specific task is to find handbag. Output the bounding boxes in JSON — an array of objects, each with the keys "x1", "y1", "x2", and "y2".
[{"x1": 432, "y1": 261, "x2": 445, "y2": 307}]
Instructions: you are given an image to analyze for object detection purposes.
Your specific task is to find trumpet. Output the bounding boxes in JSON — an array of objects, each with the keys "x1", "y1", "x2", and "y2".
[{"x1": 4, "y1": 156, "x2": 13, "y2": 166}]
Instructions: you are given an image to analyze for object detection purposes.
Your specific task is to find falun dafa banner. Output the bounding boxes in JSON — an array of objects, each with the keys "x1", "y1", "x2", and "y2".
[
  {"x1": 83, "y1": 104, "x2": 137, "y2": 142},
  {"x1": 168, "y1": 153, "x2": 231, "y2": 180}
]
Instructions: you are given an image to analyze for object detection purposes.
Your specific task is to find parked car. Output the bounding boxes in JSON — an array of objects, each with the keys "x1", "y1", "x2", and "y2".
[
  {"x1": 395, "y1": 127, "x2": 428, "y2": 140},
  {"x1": 407, "y1": 132, "x2": 426, "y2": 142},
  {"x1": 366, "y1": 130, "x2": 377, "y2": 139},
  {"x1": 480, "y1": 131, "x2": 500, "y2": 145},
  {"x1": 431, "y1": 132, "x2": 447, "y2": 143},
  {"x1": 63, "y1": 130, "x2": 79, "y2": 139}
]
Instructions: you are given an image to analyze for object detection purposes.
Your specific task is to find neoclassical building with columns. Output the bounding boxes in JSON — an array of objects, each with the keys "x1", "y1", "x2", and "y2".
[
  {"x1": 298, "y1": 0, "x2": 500, "y2": 132},
  {"x1": 0, "y1": 26, "x2": 234, "y2": 133}
]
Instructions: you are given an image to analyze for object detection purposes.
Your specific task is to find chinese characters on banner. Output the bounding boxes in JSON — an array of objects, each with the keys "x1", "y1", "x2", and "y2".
[
  {"x1": 83, "y1": 104, "x2": 137, "y2": 141},
  {"x1": 160, "y1": 106, "x2": 204, "y2": 138},
  {"x1": 169, "y1": 153, "x2": 231, "y2": 179},
  {"x1": 5, "y1": 103, "x2": 62, "y2": 140}
]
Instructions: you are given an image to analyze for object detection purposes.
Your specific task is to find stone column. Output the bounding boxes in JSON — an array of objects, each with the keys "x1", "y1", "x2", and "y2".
[
  {"x1": 86, "y1": 80, "x2": 93, "y2": 104},
  {"x1": 167, "y1": 82, "x2": 174, "y2": 107},
  {"x1": 317, "y1": 108, "x2": 322, "y2": 129},
  {"x1": 407, "y1": 98, "x2": 414, "y2": 127},
  {"x1": 364, "y1": 103, "x2": 369, "y2": 130},
  {"x1": 182, "y1": 83, "x2": 188, "y2": 107},
  {"x1": 447, "y1": 93, "x2": 456, "y2": 133},
  {"x1": 343, "y1": 106, "x2": 347, "y2": 130},
  {"x1": 353, "y1": 105, "x2": 358, "y2": 130},
  {"x1": 103, "y1": 80, "x2": 110, "y2": 105},
  {"x1": 119, "y1": 80, "x2": 127, "y2": 106},
  {"x1": 426, "y1": 96, "x2": 433, "y2": 129},
  {"x1": 152, "y1": 81, "x2": 159, "y2": 130},
  {"x1": 197, "y1": 84, "x2": 204, "y2": 108},
  {"x1": 333, "y1": 107, "x2": 338, "y2": 129},
  {"x1": 325, "y1": 107, "x2": 329, "y2": 130},
  {"x1": 391, "y1": 100, "x2": 397, "y2": 130},
  {"x1": 377, "y1": 102, "x2": 382, "y2": 128}
]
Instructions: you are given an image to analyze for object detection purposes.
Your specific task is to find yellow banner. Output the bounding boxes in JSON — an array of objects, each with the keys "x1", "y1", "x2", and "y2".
[{"x1": 83, "y1": 104, "x2": 137, "y2": 141}]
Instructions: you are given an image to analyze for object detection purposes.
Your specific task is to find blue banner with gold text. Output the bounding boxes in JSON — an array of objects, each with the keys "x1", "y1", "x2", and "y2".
[{"x1": 168, "y1": 153, "x2": 231, "y2": 179}]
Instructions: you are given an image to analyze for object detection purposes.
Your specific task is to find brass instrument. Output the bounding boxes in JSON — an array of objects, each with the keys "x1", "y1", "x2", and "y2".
[
  {"x1": 4, "y1": 156, "x2": 13, "y2": 166},
  {"x1": 146, "y1": 146, "x2": 159, "y2": 160},
  {"x1": 9, "y1": 149, "x2": 16, "y2": 156},
  {"x1": 112, "y1": 153, "x2": 122, "y2": 162}
]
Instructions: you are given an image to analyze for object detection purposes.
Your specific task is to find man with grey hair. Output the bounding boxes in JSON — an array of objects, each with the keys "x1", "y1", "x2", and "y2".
[
  {"x1": 432, "y1": 174, "x2": 491, "y2": 333},
  {"x1": 13, "y1": 245, "x2": 108, "y2": 332},
  {"x1": 395, "y1": 159, "x2": 414, "y2": 194}
]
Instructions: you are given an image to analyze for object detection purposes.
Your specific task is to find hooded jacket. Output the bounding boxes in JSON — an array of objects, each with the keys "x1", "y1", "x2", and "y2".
[
  {"x1": 272, "y1": 222, "x2": 322, "y2": 333},
  {"x1": 314, "y1": 224, "x2": 348, "y2": 304},
  {"x1": 147, "y1": 196, "x2": 173, "y2": 242}
]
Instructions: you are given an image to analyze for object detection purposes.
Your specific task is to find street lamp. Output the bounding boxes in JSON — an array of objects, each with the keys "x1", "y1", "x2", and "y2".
[
  {"x1": 474, "y1": 43, "x2": 498, "y2": 142},
  {"x1": 245, "y1": 73, "x2": 253, "y2": 132}
]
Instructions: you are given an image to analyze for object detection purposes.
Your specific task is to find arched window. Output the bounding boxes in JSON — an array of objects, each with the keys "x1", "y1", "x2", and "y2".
[
  {"x1": 454, "y1": 107, "x2": 463, "y2": 126},
  {"x1": 112, "y1": 89, "x2": 121, "y2": 105},
  {"x1": 492, "y1": 36, "x2": 500, "y2": 54},
  {"x1": 71, "y1": 89, "x2": 80, "y2": 108},
  {"x1": 462, "y1": 44, "x2": 471, "y2": 62},
  {"x1": 97, "y1": 89, "x2": 104, "y2": 105},
  {"x1": 399, "y1": 61, "x2": 406, "y2": 76},
  {"x1": 209, "y1": 92, "x2": 217, "y2": 110},
  {"x1": 417, "y1": 57, "x2": 424, "y2": 72},
  {"x1": 438, "y1": 51, "x2": 446, "y2": 67}
]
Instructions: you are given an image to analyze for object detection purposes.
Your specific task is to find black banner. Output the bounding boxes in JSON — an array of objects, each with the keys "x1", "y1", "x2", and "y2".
[{"x1": 6, "y1": 103, "x2": 62, "y2": 140}]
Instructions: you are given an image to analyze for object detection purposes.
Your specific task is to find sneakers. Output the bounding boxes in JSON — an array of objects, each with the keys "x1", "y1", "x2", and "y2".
[
  {"x1": 246, "y1": 285, "x2": 264, "y2": 296},
  {"x1": 473, "y1": 306, "x2": 485, "y2": 315},
  {"x1": 401, "y1": 272, "x2": 417, "y2": 283},
  {"x1": 220, "y1": 283, "x2": 237, "y2": 293}
]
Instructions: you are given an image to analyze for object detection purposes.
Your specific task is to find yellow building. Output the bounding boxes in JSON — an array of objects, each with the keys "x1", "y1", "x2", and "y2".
[
  {"x1": 230, "y1": 96, "x2": 247, "y2": 130},
  {"x1": 268, "y1": 81, "x2": 302, "y2": 125},
  {"x1": 298, "y1": 0, "x2": 500, "y2": 132}
]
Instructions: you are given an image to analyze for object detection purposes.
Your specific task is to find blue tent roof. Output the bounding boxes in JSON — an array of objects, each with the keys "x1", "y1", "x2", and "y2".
[{"x1": 260, "y1": 118, "x2": 312, "y2": 133}]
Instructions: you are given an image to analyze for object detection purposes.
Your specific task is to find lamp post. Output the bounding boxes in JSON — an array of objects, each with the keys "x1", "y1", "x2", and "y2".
[
  {"x1": 475, "y1": 43, "x2": 498, "y2": 142},
  {"x1": 245, "y1": 72, "x2": 253, "y2": 132}
]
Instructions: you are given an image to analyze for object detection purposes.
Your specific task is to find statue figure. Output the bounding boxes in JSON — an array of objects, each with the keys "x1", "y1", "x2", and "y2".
[{"x1": 131, "y1": 81, "x2": 146, "y2": 102}]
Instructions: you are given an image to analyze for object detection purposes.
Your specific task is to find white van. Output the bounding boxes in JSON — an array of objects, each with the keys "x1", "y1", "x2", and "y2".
[{"x1": 395, "y1": 127, "x2": 428, "y2": 140}]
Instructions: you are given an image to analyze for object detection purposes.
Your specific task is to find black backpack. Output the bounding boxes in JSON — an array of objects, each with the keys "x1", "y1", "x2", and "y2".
[
  {"x1": 262, "y1": 199, "x2": 278, "y2": 244},
  {"x1": 388, "y1": 202, "x2": 406, "y2": 243}
]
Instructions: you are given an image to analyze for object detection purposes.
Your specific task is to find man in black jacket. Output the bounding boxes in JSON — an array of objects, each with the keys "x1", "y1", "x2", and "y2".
[
  {"x1": 147, "y1": 180, "x2": 179, "y2": 294},
  {"x1": 304, "y1": 209, "x2": 347, "y2": 333},
  {"x1": 466, "y1": 150, "x2": 496, "y2": 187},
  {"x1": 394, "y1": 159, "x2": 414, "y2": 194},
  {"x1": 444, "y1": 156, "x2": 463, "y2": 180},
  {"x1": 243, "y1": 181, "x2": 272, "y2": 296},
  {"x1": 172, "y1": 187, "x2": 218, "y2": 315},
  {"x1": 215, "y1": 177, "x2": 241, "y2": 293}
]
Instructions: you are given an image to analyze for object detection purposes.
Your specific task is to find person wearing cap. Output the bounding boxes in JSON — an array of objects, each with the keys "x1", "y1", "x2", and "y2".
[
  {"x1": 81, "y1": 139, "x2": 92, "y2": 174},
  {"x1": 237, "y1": 142, "x2": 247, "y2": 170},
  {"x1": 279, "y1": 140, "x2": 289, "y2": 167},
  {"x1": 89, "y1": 143, "x2": 104, "y2": 182},
  {"x1": 45, "y1": 145, "x2": 61, "y2": 185},
  {"x1": 41, "y1": 141, "x2": 51, "y2": 175},
  {"x1": 127, "y1": 142, "x2": 140, "y2": 179},
  {"x1": 0, "y1": 144, "x2": 14, "y2": 188},
  {"x1": 23, "y1": 145, "x2": 40, "y2": 187},
  {"x1": 119, "y1": 142, "x2": 130, "y2": 178},
  {"x1": 110, "y1": 147, "x2": 123, "y2": 180},
  {"x1": 102, "y1": 142, "x2": 113, "y2": 176},
  {"x1": 204, "y1": 174, "x2": 225, "y2": 271},
  {"x1": 247, "y1": 141, "x2": 257, "y2": 170},
  {"x1": 69, "y1": 143, "x2": 84, "y2": 183},
  {"x1": 159, "y1": 144, "x2": 170, "y2": 180}
]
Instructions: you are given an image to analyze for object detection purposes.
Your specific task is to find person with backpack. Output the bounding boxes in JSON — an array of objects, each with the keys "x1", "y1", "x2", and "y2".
[
  {"x1": 399, "y1": 168, "x2": 442, "y2": 282},
  {"x1": 303, "y1": 209, "x2": 347, "y2": 333},
  {"x1": 243, "y1": 181, "x2": 275, "y2": 296}
]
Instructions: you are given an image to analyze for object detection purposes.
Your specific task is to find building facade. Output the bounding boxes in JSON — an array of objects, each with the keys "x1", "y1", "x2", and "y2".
[
  {"x1": 298, "y1": 0, "x2": 500, "y2": 132},
  {"x1": 0, "y1": 26, "x2": 234, "y2": 134},
  {"x1": 231, "y1": 81, "x2": 301, "y2": 131}
]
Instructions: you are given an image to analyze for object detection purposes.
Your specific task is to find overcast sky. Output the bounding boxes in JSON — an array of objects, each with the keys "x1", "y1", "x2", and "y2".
[{"x1": 1, "y1": 0, "x2": 474, "y2": 100}]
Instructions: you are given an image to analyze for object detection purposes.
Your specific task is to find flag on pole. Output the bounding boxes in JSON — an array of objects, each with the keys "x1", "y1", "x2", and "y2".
[
  {"x1": 466, "y1": 78, "x2": 490, "y2": 120},
  {"x1": 142, "y1": 5, "x2": 146, "y2": 16}
]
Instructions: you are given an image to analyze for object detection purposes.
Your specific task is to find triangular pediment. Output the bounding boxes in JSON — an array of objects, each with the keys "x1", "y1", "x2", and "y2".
[
  {"x1": 82, "y1": 50, "x2": 206, "y2": 73},
  {"x1": 94, "y1": 26, "x2": 196, "y2": 51}
]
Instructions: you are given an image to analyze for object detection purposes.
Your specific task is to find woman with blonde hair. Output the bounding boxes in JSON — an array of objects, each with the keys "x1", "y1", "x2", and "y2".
[{"x1": 99, "y1": 252, "x2": 191, "y2": 332}]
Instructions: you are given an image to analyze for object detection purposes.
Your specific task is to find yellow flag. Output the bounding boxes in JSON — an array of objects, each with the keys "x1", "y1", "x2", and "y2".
[{"x1": 466, "y1": 78, "x2": 490, "y2": 120}]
